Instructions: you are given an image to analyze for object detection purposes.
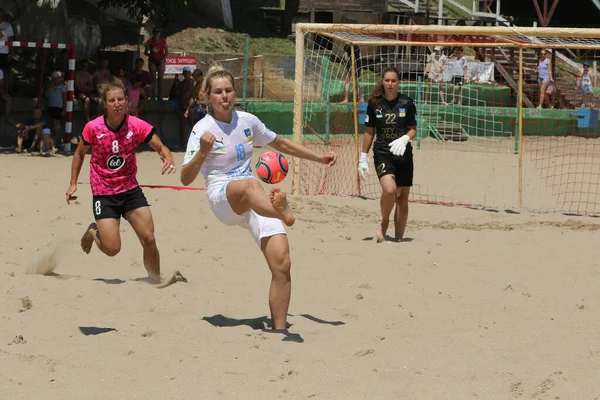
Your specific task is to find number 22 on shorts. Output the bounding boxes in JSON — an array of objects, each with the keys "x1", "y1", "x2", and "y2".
[{"x1": 235, "y1": 144, "x2": 246, "y2": 161}]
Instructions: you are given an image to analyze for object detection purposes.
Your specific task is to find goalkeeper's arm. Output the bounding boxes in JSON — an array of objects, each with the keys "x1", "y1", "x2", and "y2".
[{"x1": 361, "y1": 127, "x2": 375, "y2": 154}]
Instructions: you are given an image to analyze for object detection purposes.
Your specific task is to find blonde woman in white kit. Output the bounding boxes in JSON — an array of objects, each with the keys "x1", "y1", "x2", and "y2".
[{"x1": 180, "y1": 64, "x2": 337, "y2": 331}]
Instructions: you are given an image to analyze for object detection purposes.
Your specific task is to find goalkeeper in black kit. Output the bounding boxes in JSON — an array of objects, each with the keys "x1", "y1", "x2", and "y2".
[{"x1": 358, "y1": 67, "x2": 417, "y2": 243}]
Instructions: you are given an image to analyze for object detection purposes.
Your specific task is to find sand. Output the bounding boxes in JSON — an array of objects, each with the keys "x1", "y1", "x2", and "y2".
[{"x1": 1, "y1": 149, "x2": 600, "y2": 399}]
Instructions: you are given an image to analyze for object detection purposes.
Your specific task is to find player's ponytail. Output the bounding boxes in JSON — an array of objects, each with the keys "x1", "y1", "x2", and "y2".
[{"x1": 368, "y1": 67, "x2": 400, "y2": 106}]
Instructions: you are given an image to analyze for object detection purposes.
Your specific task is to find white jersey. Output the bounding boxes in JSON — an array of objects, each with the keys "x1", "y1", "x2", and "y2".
[
  {"x1": 452, "y1": 57, "x2": 468, "y2": 77},
  {"x1": 182, "y1": 111, "x2": 277, "y2": 194}
]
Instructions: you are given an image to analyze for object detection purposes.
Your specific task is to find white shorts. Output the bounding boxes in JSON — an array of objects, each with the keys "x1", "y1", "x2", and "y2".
[{"x1": 207, "y1": 180, "x2": 286, "y2": 247}]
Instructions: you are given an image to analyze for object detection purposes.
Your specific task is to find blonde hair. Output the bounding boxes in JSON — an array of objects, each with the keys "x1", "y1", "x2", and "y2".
[
  {"x1": 202, "y1": 63, "x2": 236, "y2": 95},
  {"x1": 97, "y1": 77, "x2": 126, "y2": 102}
]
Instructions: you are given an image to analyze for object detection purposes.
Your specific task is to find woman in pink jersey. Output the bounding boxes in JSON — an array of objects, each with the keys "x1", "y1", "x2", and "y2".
[
  {"x1": 65, "y1": 78, "x2": 176, "y2": 284},
  {"x1": 180, "y1": 64, "x2": 337, "y2": 331},
  {"x1": 144, "y1": 26, "x2": 168, "y2": 99}
]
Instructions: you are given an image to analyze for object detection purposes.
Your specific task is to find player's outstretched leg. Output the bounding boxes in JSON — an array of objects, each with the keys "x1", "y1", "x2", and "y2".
[
  {"x1": 261, "y1": 234, "x2": 291, "y2": 330},
  {"x1": 227, "y1": 179, "x2": 295, "y2": 226},
  {"x1": 124, "y1": 207, "x2": 161, "y2": 284},
  {"x1": 377, "y1": 175, "x2": 397, "y2": 243},
  {"x1": 394, "y1": 187, "x2": 411, "y2": 241}
]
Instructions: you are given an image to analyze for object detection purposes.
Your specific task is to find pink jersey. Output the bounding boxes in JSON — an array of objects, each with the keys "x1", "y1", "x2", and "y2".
[{"x1": 82, "y1": 115, "x2": 154, "y2": 196}]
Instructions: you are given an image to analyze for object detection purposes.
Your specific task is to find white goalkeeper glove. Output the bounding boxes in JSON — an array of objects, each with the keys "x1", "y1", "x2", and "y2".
[
  {"x1": 358, "y1": 152, "x2": 370, "y2": 180},
  {"x1": 389, "y1": 135, "x2": 411, "y2": 156}
]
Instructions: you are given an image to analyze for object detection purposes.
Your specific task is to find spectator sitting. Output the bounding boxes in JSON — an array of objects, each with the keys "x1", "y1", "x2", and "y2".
[
  {"x1": 15, "y1": 106, "x2": 47, "y2": 153},
  {"x1": 39, "y1": 127, "x2": 55, "y2": 156},
  {"x1": 45, "y1": 70, "x2": 66, "y2": 150}
]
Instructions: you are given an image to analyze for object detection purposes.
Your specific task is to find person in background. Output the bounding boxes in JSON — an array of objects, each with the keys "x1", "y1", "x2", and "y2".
[
  {"x1": 537, "y1": 50, "x2": 553, "y2": 109},
  {"x1": 177, "y1": 66, "x2": 194, "y2": 147},
  {"x1": 185, "y1": 68, "x2": 207, "y2": 125},
  {"x1": 449, "y1": 47, "x2": 468, "y2": 105},
  {"x1": 0, "y1": 67, "x2": 11, "y2": 124},
  {"x1": 145, "y1": 27, "x2": 168, "y2": 99},
  {"x1": 75, "y1": 59, "x2": 95, "y2": 122},
  {"x1": 424, "y1": 46, "x2": 448, "y2": 105},
  {"x1": 117, "y1": 67, "x2": 131, "y2": 90},
  {"x1": 45, "y1": 70, "x2": 67, "y2": 151},
  {"x1": 340, "y1": 43, "x2": 363, "y2": 103},
  {"x1": 131, "y1": 58, "x2": 153, "y2": 99},
  {"x1": 0, "y1": 8, "x2": 14, "y2": 94},
  {"x1": 576, "y1": 61, "x2": 594, "y2": 108},
  {"x1": 15, "y1": 106, "x2": 47, "y2": 153},
  {"x1": 127, "y1": 76, "x2": 146, "y2": 117},
  {"x1": 39, "y1": 127, "x2": 55, "y2": 155}
]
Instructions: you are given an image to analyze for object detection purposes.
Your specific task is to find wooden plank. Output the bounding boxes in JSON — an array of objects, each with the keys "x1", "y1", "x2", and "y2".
[
  {"x1": 495, "y1": 61, "x2": 535, "y2": 108},
  {"x1": 298, "y1": 0, "x2": 387, "y2": 12}
]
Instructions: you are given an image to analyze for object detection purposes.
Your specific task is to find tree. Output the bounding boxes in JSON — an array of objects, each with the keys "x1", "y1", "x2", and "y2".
[{"x1": 97, "y1": 0, "x2": 188, "y2": 28}]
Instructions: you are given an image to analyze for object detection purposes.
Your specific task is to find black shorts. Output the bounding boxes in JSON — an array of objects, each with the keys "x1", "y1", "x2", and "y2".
[
  {"x1": 373, "y1": 145, "x2": 414, "y2": 187},
  {"x1": 0, "y1": 55, "x2": 9, "y2": 70},
  {"x1": 92, "y1": 186, "x2": 149, "y2": 220},
  {"x1": 48, "y1": 107, "x2": 63, "y2": 120},
  {"x1": 451, "y1": 76, "x2": 464, "y2": 86}
]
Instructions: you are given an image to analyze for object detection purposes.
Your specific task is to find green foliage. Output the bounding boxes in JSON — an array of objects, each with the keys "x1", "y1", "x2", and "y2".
[{"x1": 96, "y1": 0, "x2": 188, "y2": 26}]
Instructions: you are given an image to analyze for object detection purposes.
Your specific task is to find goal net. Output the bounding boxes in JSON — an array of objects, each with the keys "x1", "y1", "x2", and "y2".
[
  {"x1": 292, "y1": 24, "x2": 600, "y2": 216},
  {"x1": 0, "y1": 41, "x2": 77, "y2": 151}
]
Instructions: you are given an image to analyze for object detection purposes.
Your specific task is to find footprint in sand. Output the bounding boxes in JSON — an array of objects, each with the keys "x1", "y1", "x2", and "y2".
[{"x1": 19, "y1": 296, "x2": 32, "y2": 312}]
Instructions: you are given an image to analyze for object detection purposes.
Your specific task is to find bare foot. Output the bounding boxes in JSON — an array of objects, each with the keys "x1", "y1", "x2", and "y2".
[
  {"x1": 270, "y1": 188, "x2": 295, "y2": 226},
  {"x1": 80, "y1": 223, "x2": 97, "y2": 254},
  {"x1": 156, "y1": 271, "x2": 188, "y2": 289},
  {"x1": 376, "y1": 221, "x2": 388, "y2": 243}
]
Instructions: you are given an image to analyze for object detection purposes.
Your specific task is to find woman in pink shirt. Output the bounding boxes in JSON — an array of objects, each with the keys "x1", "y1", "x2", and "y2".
[
  {"x1": 126, "y1": 76, "x2": 146, "y2": 117},
  {"x1": 65, "y1": 78, "x2": 176, "y2": 285}
]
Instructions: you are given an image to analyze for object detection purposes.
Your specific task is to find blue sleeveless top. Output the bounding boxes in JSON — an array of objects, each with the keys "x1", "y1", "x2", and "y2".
[{"x1": 539, "y1": 59, "x2": 549, "y2": 79}]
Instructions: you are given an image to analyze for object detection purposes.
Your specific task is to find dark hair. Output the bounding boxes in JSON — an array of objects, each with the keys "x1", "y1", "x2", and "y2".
[
  {"x1": 135, "y1": 58, "x2": 144, "y2": 64},
  {"x1": 368, "y1": 67, "x2": 400, "y2": 105}
]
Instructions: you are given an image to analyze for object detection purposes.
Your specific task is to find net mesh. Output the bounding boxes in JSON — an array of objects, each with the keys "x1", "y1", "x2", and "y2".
[{"x1": 294, "y1": 24, "x2": 600, "y2": 216}]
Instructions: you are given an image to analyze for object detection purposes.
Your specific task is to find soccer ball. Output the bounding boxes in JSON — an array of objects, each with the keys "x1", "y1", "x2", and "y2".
[{"x1": 255, "y1": 151, "x2": 288, "y2": 184}]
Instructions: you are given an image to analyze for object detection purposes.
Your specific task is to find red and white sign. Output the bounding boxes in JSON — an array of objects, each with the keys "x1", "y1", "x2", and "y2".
[{"x1": 165, "y1": 55, "x2": 196, "y2": 74}]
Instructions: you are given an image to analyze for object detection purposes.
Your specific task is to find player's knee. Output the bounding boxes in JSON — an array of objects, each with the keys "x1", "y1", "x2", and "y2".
[
  {"x1": 140, "y1": 233, "x2": 156, "y2": 249},
  {"x1": 396, "y1": 197, "x2": 409, "y2": 213},
  {"x1": 247, "y1": 178, "x2": 262, "y2": 191},
  {"x1": 382, "y1": 185, "x2": 396, "y2": 198},
  {"x1": 105, "y1": 245, "x2": 121, "y2": 257},
  {"x1": 271, "y1": 251, "x2": 291, "y2": 279}
]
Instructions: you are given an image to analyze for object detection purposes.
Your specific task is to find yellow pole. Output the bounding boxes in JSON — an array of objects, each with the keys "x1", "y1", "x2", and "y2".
[
  {"x1": 518, "y1": 47, "x2": 524, "y2": 209},
  {"x1": 350, "y1": 43, "x2": 361, "y2": 196},
  {"x1": 291, "y1": 24, "x2": 305, "y2": 196},
  {"x1": 295, "y1": 23, "x2": 600, "y2": 39}
]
